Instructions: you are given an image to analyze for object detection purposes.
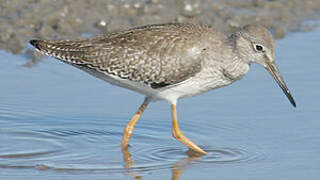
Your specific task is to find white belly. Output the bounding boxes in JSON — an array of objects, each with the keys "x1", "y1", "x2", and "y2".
[
  {"x1": 73, "y1": 61, "x2": 248, "y2": 105},
  {"x1": 156, "y1": 71, "x2": 232, "y2": 104}
]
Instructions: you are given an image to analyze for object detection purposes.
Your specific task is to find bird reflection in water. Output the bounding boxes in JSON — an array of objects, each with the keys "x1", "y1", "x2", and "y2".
[{"x1": 122, "y1": 147, "x2": 203, "y2": 180}]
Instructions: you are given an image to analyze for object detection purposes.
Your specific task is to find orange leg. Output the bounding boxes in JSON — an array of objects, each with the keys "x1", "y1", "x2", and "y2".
[
  {"x1": 121, "y1": 99, "x2": 149, "y2": 148},
  {"x1": 171, "y1": 104, "x2": 207, "y2": 155}
]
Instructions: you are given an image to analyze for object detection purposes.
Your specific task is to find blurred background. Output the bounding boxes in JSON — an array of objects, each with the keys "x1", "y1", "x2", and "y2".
[
  {"x1": 1, "y1": 0, "x2": 320, "y2": 66},
  {"x1": 1, "y1": 0, "x2": 320, "y2": 180}
]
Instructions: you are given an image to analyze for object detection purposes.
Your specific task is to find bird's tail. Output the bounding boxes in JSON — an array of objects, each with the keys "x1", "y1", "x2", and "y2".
[{"x1": 29, "y1": 39, "x2": 90, "y2": 64}]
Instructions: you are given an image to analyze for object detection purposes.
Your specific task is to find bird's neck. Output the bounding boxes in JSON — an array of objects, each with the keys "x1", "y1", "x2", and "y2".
[
  {"x1": 214, "y1": 35, "x2": 250, "y2": 81},
  {"x1": 228, "y1": 32, "x2": 253, "y2": 65},
  {"x1": 223, "y1": 56, "x2": 250, "y2": 81}
]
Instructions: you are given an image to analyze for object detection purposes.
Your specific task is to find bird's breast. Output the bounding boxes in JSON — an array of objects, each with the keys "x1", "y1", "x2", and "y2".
[{"x1": 156, "y1": 65, "x2": 232, "y2": 103}]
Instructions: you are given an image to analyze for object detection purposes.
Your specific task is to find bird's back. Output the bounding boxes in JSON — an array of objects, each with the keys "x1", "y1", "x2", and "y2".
[{"x1": 31, "y1": 23, "x2": 221, "y2": 89}]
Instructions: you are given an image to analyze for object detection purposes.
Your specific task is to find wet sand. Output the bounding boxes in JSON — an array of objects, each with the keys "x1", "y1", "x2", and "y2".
[{"x1": 0, "y1": 0, "x2": 319, "y2": 66}]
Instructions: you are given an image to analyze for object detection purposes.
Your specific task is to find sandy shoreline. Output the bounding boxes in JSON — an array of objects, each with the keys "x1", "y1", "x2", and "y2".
[{"x1": 0, "y1": 0, "x2": 319, "y2": 65}]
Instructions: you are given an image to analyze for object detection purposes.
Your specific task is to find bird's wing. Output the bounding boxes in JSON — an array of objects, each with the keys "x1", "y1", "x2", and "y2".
[{"x1": 30, "y1": 23, "x2": 209, "y2": 89}]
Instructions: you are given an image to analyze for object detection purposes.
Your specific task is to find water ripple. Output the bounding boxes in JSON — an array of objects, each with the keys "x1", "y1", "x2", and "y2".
[
  {"x1": 0, "y1": 114, "x2": 265, "y2": 174},
  {"x1": 130, "y1": 145, "x2": 262, "y2": 167}
]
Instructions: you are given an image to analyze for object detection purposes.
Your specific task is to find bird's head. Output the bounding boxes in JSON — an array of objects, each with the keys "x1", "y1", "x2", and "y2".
[{"x1": 232, "y1": 24, "x2": 296, "y2": 107}]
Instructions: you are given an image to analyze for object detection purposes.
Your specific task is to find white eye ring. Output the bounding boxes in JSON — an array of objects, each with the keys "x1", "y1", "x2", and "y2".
[{"x1": 254, "y1": 44, "x2": 265, "y2": 52}]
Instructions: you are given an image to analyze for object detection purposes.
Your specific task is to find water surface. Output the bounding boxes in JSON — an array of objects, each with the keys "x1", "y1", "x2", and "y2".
[{"x1": 1, "y1": 27, "x2": 320, "y2": 179}]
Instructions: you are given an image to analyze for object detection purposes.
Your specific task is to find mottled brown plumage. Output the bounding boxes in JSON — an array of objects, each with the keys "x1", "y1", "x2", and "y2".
[{"x1": 31, "y1": 23, "x2": 216, "y2": 88}]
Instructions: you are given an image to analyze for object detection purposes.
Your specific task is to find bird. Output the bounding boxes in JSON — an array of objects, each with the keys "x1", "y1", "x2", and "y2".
[{"x1": 30, "y1": 23, "x2": 296, "y2": 155}]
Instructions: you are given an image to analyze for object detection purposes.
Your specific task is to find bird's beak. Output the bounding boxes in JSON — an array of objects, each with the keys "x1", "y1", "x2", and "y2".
[{"x1": 265, "y1": 61, "x2": 296, "y2": 107}]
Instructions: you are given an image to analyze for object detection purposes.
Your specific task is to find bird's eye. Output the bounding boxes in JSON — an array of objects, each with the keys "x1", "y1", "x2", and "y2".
[{"x1": 254, "y1": 44, "x2": 265, "y2": 52}]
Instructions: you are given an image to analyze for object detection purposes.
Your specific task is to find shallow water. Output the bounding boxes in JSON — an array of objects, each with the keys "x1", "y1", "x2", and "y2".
[{"x1": 1, "y1": 27, "x2": 320, "y2": 180}]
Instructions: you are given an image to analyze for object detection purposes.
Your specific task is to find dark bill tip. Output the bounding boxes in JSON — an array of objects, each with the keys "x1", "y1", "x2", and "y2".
[{"x1": 283, "y1": 89, "x2": 296, "y2": 108}]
